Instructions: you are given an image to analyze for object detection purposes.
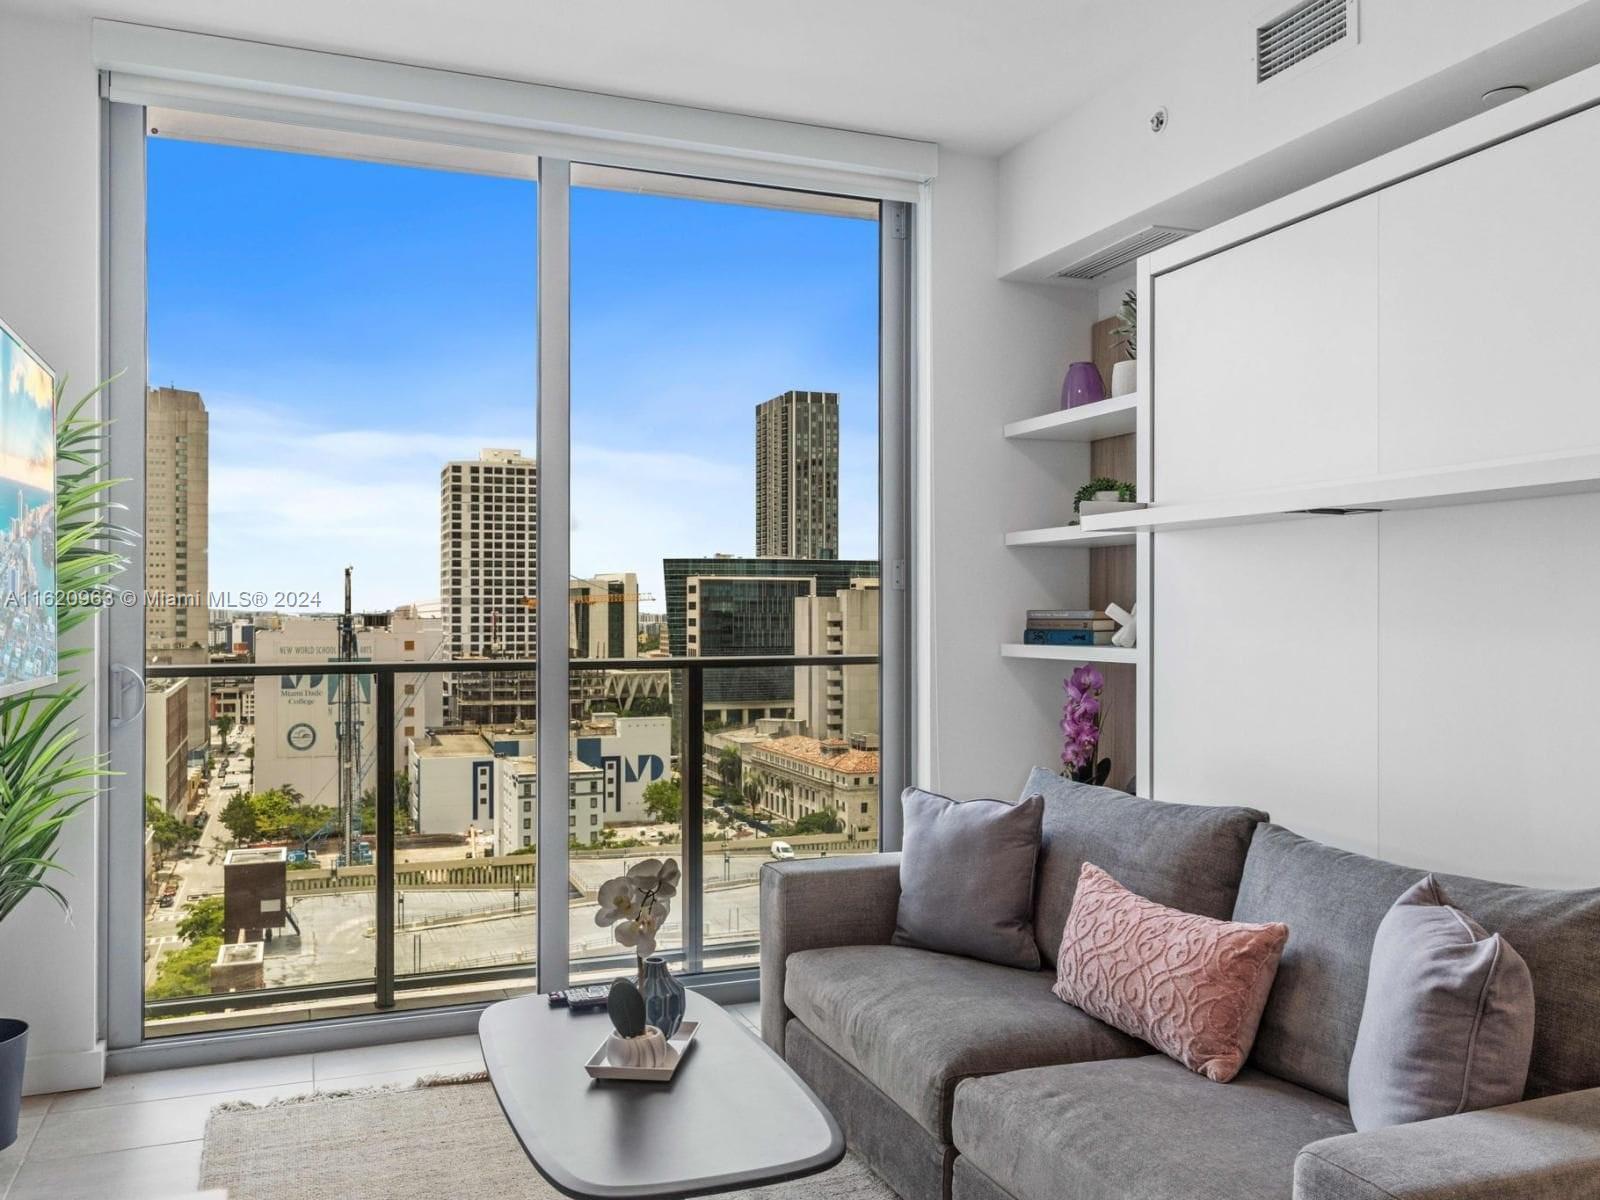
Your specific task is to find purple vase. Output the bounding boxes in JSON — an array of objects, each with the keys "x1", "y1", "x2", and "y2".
[{"x1": 1060, "y1": 362, "x2": 1105, "y2": 410}]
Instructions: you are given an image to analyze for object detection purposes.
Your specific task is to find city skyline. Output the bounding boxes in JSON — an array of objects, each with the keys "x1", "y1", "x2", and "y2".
[{"x1": 148, "y1": 136, "x2": 880, "y2": 611}]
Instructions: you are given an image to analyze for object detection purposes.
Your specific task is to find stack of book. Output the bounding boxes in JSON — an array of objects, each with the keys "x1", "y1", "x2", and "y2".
[{"x1": 1023, "y1": 609, "x2": 1116, "y2": 646}]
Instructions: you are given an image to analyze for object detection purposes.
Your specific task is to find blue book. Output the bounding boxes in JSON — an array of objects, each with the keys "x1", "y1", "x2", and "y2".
[{"x1": 1023, "y1": 628, "x2": 1099, "y2": 645}]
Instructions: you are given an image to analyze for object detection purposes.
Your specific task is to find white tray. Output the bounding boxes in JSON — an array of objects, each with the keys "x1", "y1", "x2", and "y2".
[{"x1": 584, "y1": 1021, "x2": 699, "y2": 1081}]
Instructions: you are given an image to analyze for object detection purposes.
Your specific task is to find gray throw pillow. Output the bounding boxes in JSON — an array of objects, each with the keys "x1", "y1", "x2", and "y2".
[
  {"x1": 893, "y1": 787, "x2": 1044, "y2": 970},
  {"x1": 1347, "y1": 875, "x2": 1535, "y2": 1131}
]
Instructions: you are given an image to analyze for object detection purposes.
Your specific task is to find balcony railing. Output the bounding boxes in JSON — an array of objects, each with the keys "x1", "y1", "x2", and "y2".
[{"x1": 143, "y1": 654, "x2": 879, "y2": 1032}]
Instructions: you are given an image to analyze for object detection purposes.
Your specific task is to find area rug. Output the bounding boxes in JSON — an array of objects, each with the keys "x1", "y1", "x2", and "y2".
[{"x1": 201, "y1": 1073, "x2": 895, "y2": 1200}]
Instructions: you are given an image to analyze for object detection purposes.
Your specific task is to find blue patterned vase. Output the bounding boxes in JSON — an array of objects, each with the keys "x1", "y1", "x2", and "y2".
[{"x1": 638, "y1": 956, "x2": 686, "y2": 1039}]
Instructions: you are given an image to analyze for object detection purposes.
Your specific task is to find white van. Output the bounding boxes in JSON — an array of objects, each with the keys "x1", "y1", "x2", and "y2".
[{"x1": 769, "y1": 841, "x2": 795, "y2": 861}]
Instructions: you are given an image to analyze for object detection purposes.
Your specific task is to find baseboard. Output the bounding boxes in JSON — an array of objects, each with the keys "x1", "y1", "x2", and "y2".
[{"x1": 23, "y1": 1041, "x2": 107, "y2": 1096}]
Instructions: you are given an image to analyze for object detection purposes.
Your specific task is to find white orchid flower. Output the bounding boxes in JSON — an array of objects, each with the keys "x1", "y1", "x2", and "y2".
[
  {"x1": 614, "y1": 917, "x2": 658, "y2": 960},
  {"x1": 595, "y1": 876, "x2": 642, "y2": 927}
]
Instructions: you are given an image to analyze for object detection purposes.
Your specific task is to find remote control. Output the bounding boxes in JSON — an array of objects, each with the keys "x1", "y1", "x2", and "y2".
[{"x1": 565, "y1": 984, "x2": 612, "y2": 1011}]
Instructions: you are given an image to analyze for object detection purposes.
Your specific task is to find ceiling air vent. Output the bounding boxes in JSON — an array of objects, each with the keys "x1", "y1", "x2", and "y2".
[
  {"x1": 1053, "y1": 226, "x2": 1195, "y2": 281},
  {"x1": 1256, "y1": 0, "x2": 1353, "y2": 83}
]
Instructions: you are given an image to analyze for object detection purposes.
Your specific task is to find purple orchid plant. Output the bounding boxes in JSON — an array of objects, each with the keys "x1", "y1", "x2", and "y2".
[{"x1": 1061, "y1": 666, "x2": 1112, "y2": 787}]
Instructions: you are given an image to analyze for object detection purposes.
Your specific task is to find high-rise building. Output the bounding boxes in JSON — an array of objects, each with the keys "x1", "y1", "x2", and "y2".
[
  {"x1": 793, "y1": 578, "x2": 880, "y2": 743},
  {"x1": 440, "y1": 448, "x2": 538, "y2": 660},
  {"x1": 663, "y1": 556, "x2": 877, "y2": 725},
  {"x1": 755, "y1": 390, "x2": 839, "y2": 560},
  {"x1": 569, "y1": 572, "x2": 639, "y2": 661},
  {"x1": 146, "y1": 386, "x2": 210, "y2": 759}
]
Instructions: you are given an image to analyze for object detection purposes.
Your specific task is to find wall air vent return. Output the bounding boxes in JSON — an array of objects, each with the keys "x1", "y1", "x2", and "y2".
[
  {"x1": 1256, "y1": 0, "x2": 1353, "y2": 83},
  {"x1": 1053, "y1": 226, "x2": 1195, "y2": 281}
]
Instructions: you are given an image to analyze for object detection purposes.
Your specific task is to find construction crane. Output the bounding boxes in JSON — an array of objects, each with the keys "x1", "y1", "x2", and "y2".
[
  {"x1": 335, "y1": 567, "x2": 364, "y2": 866},
  {"x1": 517, "y1": 591, "x2": 655, "y2": 609}
]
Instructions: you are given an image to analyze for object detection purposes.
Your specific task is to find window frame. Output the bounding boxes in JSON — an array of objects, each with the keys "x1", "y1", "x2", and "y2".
[{"x1": 102, "y1": 97, "x2": 914, "y2": 1069}]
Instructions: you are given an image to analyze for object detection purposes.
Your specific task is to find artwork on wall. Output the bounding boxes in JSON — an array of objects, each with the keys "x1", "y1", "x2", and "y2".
[{"x1": 0, "y1": 319, "x2": 57, "y2": 699}]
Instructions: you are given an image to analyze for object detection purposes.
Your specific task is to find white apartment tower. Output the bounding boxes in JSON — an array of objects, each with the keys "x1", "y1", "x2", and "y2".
[
  {"x1": 793, "y1": 578, "x2": 880, "y2": 744},
  {"x1": 440, "y1": 449, "x2": 538, "y2": 660},
  {"x1": 755, "y1": 390, "x2": 839, "y2": 560}
]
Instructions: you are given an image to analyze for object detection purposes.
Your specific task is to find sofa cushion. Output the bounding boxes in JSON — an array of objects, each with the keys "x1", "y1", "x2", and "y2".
[
  {"x1": 894, "y1": 788, "x2": 1044, "y2": 969},
  {"x1": 1053, "y1": 862, "x2": 1289, "y2": 1083},
  {"x1": 1347, "y1": 875, "x2": 1535, "y2": 1130},
  {"x1": 951, "y1": 1055, "x2": 1354, "y2": 1200},
  {"x1": 783, "y1": 944, "x2": 1145, "y2": 1140},
  {"x1": 1020, "y1": 768, "x2": 1267, "y2": 965},
  {"x1": 1232, "y1": 823, "x2": 1600, "y2": 1102}
]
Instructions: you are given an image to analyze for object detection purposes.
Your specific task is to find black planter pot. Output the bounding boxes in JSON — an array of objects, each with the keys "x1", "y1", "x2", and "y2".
[{"x1": 0, "y1": 1018, "x2": 27, "y2": 1152}]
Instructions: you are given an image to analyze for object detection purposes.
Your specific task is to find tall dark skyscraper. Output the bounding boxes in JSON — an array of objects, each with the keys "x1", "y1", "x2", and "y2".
[{"x1": 755, "y1": 390, "x2": 839, "y2": 559}]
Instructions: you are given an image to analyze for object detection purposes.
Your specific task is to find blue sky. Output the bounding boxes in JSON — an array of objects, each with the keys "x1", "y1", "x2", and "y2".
[{"x1": 147, "y1": 138, "x2": 879, "y2": 613}]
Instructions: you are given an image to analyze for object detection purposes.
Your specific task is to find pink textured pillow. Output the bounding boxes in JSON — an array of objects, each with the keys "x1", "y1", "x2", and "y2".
[{"x1": 1053, "y1": 863, "x2": 1288, "y2": 1083}]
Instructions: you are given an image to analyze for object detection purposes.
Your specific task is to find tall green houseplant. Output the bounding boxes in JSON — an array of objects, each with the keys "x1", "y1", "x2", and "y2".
[{"x1": 0, "y1": 380, "x2": 132, "y2": 923}]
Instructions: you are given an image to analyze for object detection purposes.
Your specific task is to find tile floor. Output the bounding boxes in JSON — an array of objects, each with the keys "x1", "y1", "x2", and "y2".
[{"x1": 0, "y1": 1002, "x2": 762, "y2": 1199}]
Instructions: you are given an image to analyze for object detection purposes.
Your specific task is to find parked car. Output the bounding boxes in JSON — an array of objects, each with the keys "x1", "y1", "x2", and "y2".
[{"x1": 769, "y1": 841, "x2": 795, "y2": 861}]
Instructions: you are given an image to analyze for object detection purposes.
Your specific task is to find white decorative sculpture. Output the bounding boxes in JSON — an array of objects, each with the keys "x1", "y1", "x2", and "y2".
[{"x1": 1107, "y1": 602, "x2": 1137, "y2": 649}]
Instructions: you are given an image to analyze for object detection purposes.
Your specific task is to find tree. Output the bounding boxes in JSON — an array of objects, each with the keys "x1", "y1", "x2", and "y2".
[
  {"x1": 148, "y1": 937, "x2": 223, "y2": 999},
  {"x1": 146, "y1": 795, "x2": 199, "y2": 870},
  {"x1": 641, "y1": 778, "x2": 682, "y2": 824},
  {"x1": 219, "y1": 793, "x2": 259, "y2": 843},
  {"x1": 176, "y1": 895, "x2": 224, "y2": 944},
  {"x1": 218, "y1": 788, "x2": 333, "y2": 847},
  {"x1": 358, "y1": 773, "x2": 415, "y2": 836},
  {"x1": 625, "y1": 694, "x2": 670, "y2": 717},
  {"x1": 717, "y1": 748, "x2": 741, "y2": 793},
  {"x1": 791, "y1": 809, "x2": 843, "y2": 835},
  {"x1": 215, "y1": 715, "x2": 235, "y2": 751}
]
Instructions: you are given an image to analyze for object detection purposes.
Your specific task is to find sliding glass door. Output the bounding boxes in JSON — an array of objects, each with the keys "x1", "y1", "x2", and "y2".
[
  {"x1": 567, "y1": 167, "x2": 886, "y2": 981},
  {"x1": 107, "y1": 107, "x2": 908, "y2": 1049}
]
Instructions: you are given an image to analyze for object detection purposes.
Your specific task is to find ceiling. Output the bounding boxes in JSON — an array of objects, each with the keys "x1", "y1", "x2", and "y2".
[{"x1": 10, "y1": 0, "x2": 1173, "y2": 153}]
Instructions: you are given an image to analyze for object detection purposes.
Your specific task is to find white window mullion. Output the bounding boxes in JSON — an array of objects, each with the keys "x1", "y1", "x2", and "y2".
[{"x1": 534, "y1": 156, "x2": 572, "y2": 992}]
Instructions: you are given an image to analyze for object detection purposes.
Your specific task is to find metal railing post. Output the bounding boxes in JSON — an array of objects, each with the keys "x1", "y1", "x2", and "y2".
[
  {"x1": 684, "y1": 666, "x2": 705, "y2": 973},
  {"x1": 375, "y1": 670, "x2": 396, "y2": 1009}
]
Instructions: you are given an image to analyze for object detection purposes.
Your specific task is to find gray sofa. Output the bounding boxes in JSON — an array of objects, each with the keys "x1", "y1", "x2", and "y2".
[{"x1": 759, "y1": 770, "x2": 1600, "y2": 1200}]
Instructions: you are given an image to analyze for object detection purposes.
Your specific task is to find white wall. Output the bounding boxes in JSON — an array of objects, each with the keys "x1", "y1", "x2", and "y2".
[
  {"x1": 917, "y1": 151, "x2": 1096, "y2": 801},
  {"x1": 998, "y1": 0, "x2": 1600, "y2": 279},
  {"x1": 0, "y1": 11, "x2": 107, "y2": 1092}
]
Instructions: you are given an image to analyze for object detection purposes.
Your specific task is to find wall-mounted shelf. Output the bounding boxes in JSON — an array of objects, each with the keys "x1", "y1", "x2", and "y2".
[
  {"x1": 1001, "y1": 643, "x2": 1138, "y2": 664},
  {"x1": 1004, "y1": 525, "x2": 1136, "y2": 548},
  {"x1": 1079, "y1": 450, "x2": 1600, "y2": 535},
  {"x1": 1003, "y1": 393, "x2": 1138, "y2": 442}
]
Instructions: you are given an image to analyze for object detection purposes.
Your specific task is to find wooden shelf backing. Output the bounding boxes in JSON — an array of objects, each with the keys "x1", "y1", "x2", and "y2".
[
  {"x1": 1003, "y1": 393, "x2": 1139, "y2": 442},
  {"x1": 1079, "y1": 450, "x2": 1600, "y2": 534},
  {"x1": 1005, "y1": 525, "x2": 1137, "y2": 548},
  {"x1": 1000, "y1": 643, "x2": 1138, "y2": 664}
]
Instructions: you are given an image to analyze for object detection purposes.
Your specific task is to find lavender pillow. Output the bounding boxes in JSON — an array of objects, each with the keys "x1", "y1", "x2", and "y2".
[
  {"x1": 1347, "y1": 876, "x2": 1535, "y2": 1131},
  {"x1": 893, "y1": 788, "x2": 1044, "y2": 969}
]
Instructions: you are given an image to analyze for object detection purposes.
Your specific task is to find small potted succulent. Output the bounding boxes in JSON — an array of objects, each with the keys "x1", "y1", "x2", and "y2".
[
  {"x1": 1073, "y1": 477, "x2": 1139, "y2": 523},
  {"x1": 604, "y1": 979, "x2": 671, "y2": 1069},
  {"x1": 1110, "y1": 288, "x2": 1137, "y2": 397},
  {"x1": 594, "y1": 857, "x2": 686, "y2": 1037}
]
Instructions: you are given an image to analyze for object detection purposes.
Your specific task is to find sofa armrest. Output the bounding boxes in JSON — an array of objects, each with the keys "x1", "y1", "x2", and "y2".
[
  {"x1": 758, "y1": 853, "x2": 901, "y2": 1056},
  {"x1": 1294, "y1": 1088, "x2": 1600, "y2": 1200}
]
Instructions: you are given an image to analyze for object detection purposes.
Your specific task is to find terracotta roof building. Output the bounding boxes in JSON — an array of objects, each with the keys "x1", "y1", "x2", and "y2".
[{"x1": 744, "y1": 734, "x2": 879, "y2": 840}]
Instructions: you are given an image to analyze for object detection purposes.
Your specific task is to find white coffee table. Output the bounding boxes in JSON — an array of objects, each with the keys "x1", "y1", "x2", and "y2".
[{"x1": 480, "y1": 990, "x2": 844, "y2": 1198}]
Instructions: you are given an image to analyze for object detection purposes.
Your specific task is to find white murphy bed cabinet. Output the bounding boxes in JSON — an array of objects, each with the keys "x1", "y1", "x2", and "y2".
[{"x1": 1116, "y1": 63, "x2": 1600, "y2": 889}]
